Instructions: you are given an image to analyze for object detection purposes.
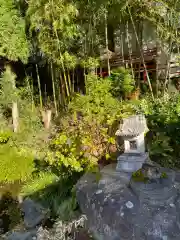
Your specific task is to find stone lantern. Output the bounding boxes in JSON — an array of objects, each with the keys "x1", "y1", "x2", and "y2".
[{"x1": 115, "y1": 115, "x2": 149, "y2": 173}]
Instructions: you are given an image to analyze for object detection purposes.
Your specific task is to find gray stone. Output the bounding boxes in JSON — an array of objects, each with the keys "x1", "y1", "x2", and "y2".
[
  {"x1": 21, "y1": 198, "x2": 48, "y2": 229},
  {"x1": 130, "y1": 168, "x2": 176, "y2": 206},
  {"x1": 7, "y1": 230, "x2": 36, "y2": 240},
  {"x1": 76, "y1": 163, "x2": 180, "y2": 240},
  {"x1": 116, "y1": 152, "x2": 148, "y2": 173}
]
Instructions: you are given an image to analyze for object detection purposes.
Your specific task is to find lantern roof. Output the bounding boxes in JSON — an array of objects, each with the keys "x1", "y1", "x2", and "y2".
[{"x1": 116, "y1": 115, "x2": 148, "y2": 137}]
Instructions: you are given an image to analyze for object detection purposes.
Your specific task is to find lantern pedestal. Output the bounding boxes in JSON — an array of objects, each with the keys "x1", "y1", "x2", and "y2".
[{"x1": 116, "y1": 152, "x2": 149, "y2": 173}]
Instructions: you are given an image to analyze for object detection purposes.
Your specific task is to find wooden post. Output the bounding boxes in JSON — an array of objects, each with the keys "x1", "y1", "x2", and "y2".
[
  {"x1": 12, "y1": 102, "x2": 19, "y2": 132},
  {"x1": 42, "y1": 109, "x2": 52, "y2": 129}
]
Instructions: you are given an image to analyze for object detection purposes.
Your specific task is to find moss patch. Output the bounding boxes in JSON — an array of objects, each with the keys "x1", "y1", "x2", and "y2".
[
  {"x1": 132, "y1": 169, "x2": 168, "y2": 183},
  {"x1": 160, "y1": 172, "x2": 168, "y2": 179},
  {"x1": 132, "y1": 169, "x2": 149, "y2": 183}
]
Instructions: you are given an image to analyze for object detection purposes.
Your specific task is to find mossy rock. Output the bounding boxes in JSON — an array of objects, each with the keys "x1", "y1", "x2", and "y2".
[{"x1": 132, "y1": 169, "x2": 168, "y2": 183}]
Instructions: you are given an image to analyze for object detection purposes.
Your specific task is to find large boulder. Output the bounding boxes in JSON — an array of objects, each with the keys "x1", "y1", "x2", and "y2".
[
  {"x1": 21, "y1": 198, "x2": 49, "y2": 229},
  {"x1": 7, "y1": 230, "x2": 37, "y2": 240},
  {"x1": 76, "y1": 164, "x2": 180, "y2": 240}
]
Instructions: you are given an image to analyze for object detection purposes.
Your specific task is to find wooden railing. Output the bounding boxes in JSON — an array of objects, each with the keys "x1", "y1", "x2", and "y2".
[{"x1": 101, "y1": 48, "x2": 157, "y2": 67}]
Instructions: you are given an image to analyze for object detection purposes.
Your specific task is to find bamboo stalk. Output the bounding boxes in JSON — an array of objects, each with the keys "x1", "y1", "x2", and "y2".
[
  {"x1": 104, "y1": 10, "x2": 110, "y2": 76},
  {"x1": 156, "y1": 32, "x2": 160, "y2": 96},
  {"x1": 128, "y1": 6, "x2": 154, "y2": 100},
  {"x1": 9, "y1": 65, "x2": 19, "y2": 133},
  {"x1": 35, "y1": 64, "x2": 43, "y2": 110},
  {"x1": 67, "y1": 69, "x2": 72, "y2": 95},
  {"x1": 27, "y1": 77, "x2": 35, "y2": 112},
  {"x1": 163, "y1": 9, "x2": 174, "y2": 93},
  {"x1": 55, "y1": 68, "x2": 61, "y2": 108},
  {"x1": 121, "y1": 33, "x2": 125, "y2": 67},
  {"x1": 50, "y1": 62, "x2": 58, "y2": 116},
  {"x1": 126, "y1": 21, "x2": 134, "y2": 79},
  {"x1": 72, "y1": 69, "x2": 75, "y2": 92},
  {"x1": 60, "y1": 72, "x2": 66, "y2": 106},
  {"x1": 51, "y1": 0, "x2": 70, "y2": 100},
  {"x1": 44, "y1": 83, "x2": 47, "y2": 106}
]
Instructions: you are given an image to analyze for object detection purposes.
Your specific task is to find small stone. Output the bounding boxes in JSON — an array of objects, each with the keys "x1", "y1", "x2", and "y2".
[
  {"x1": 99, "y1": 179, "x2": 106, "y2": 185},
  {"x1": 111, "y1": 199, "x2": 115, "y2": 203},
  {"x1": 120, "y1": 212, "x2": 124, "y2": 217},
  {"x1": 162, "y1": 236, "x2": 168, "y2": 240},
  {"x1": 96, "y1": 189, "x2": 103, "y2": 195},
  {"x1": 170, "y1": 203, "x2": 175, "y2": 208},
  {"x1": 92, "y1": 203, "x2": 95, "y2": 210},
  {"x1": 100, "y1": 207, "x2": 103, "y2": 212},
  {"x1": 125, "y1": 201, "x2": 134, "y2": 209}
]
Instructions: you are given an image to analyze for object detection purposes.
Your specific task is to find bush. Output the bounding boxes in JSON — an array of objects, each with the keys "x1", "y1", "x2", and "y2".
[
  {"x1": 109, "y1": 67, "x2": 135, "y2": 98},
  {"x1": 135, "y1": 93, "x2": 180, "y2": 168},
  {"x1": 47, "y1": 74, "x2": 134, "y2": 173}
]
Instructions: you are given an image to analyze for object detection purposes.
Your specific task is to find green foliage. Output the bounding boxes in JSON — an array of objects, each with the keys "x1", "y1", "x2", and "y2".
[
  {"x1": 70, "y1": 74, "x2": 132, "y2": 124},
  {"x1": 0, "y1": 145, "x2": 34, "y2": 183},
  {"x1": 132, "y1": 168, "x2": 168, "y2": 182},
  {"x1": 0, "y1": 130, "x2": 11, "y2": 143},
  {"x1": 27, "y1": 0, "x2": 78, "y2": 64},
  {"x1": 0, "y1": 0, "x2": 29, "y2": 62},
  {"x1": 53, "y1": 195, "x2": 78, "y2": 220},
  {"x1": 48, "y1": 134, "x2": 89, "y2": 172},
  {"x1": 62, "y1": 52, "x2": 77, "y2": 69},
  {"x1": 0, "y1": 66, "x2": 19, "y2": 105},
  {"x1": 21, "y1": 172, "x2": 58, "y2": 197},
  {"x1": 28, "y1": 174, "x2": 80, "y2": 218},
  {"x1": 47, "y1": 74, "x2": 134, "y2": 173},
  {"x1": 132, "y1": 169, "x2": 149, "y2": 183},
  {"x1": 135, "y1": 93, "x2": 180, "y2": 168},
  {"x1": 110, "y1": 67, "x2": 135, "y2": 98},
  {"x1": 81, "y1": 57, "x2": 99, "y2": 70}
]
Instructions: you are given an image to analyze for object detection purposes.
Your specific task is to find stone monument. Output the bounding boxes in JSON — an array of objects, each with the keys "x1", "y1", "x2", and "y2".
[{"x1": 115, "y1": 115, "x2": 149, "y2": 173}]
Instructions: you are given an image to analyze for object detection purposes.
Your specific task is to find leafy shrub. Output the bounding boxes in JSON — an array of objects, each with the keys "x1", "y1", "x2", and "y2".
[
  {"x1": 48, "y1": 133, "x2": 89, "y2": 172},
  {"x1": 48, "y1": 74, "x2": 134, "y2": 173},
  {"x1": 134, "y1": 93, "x2": 180, "y2": 168},
  {"x1": 109, "y1": 67, "x2": 135, "y2": 98}
]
